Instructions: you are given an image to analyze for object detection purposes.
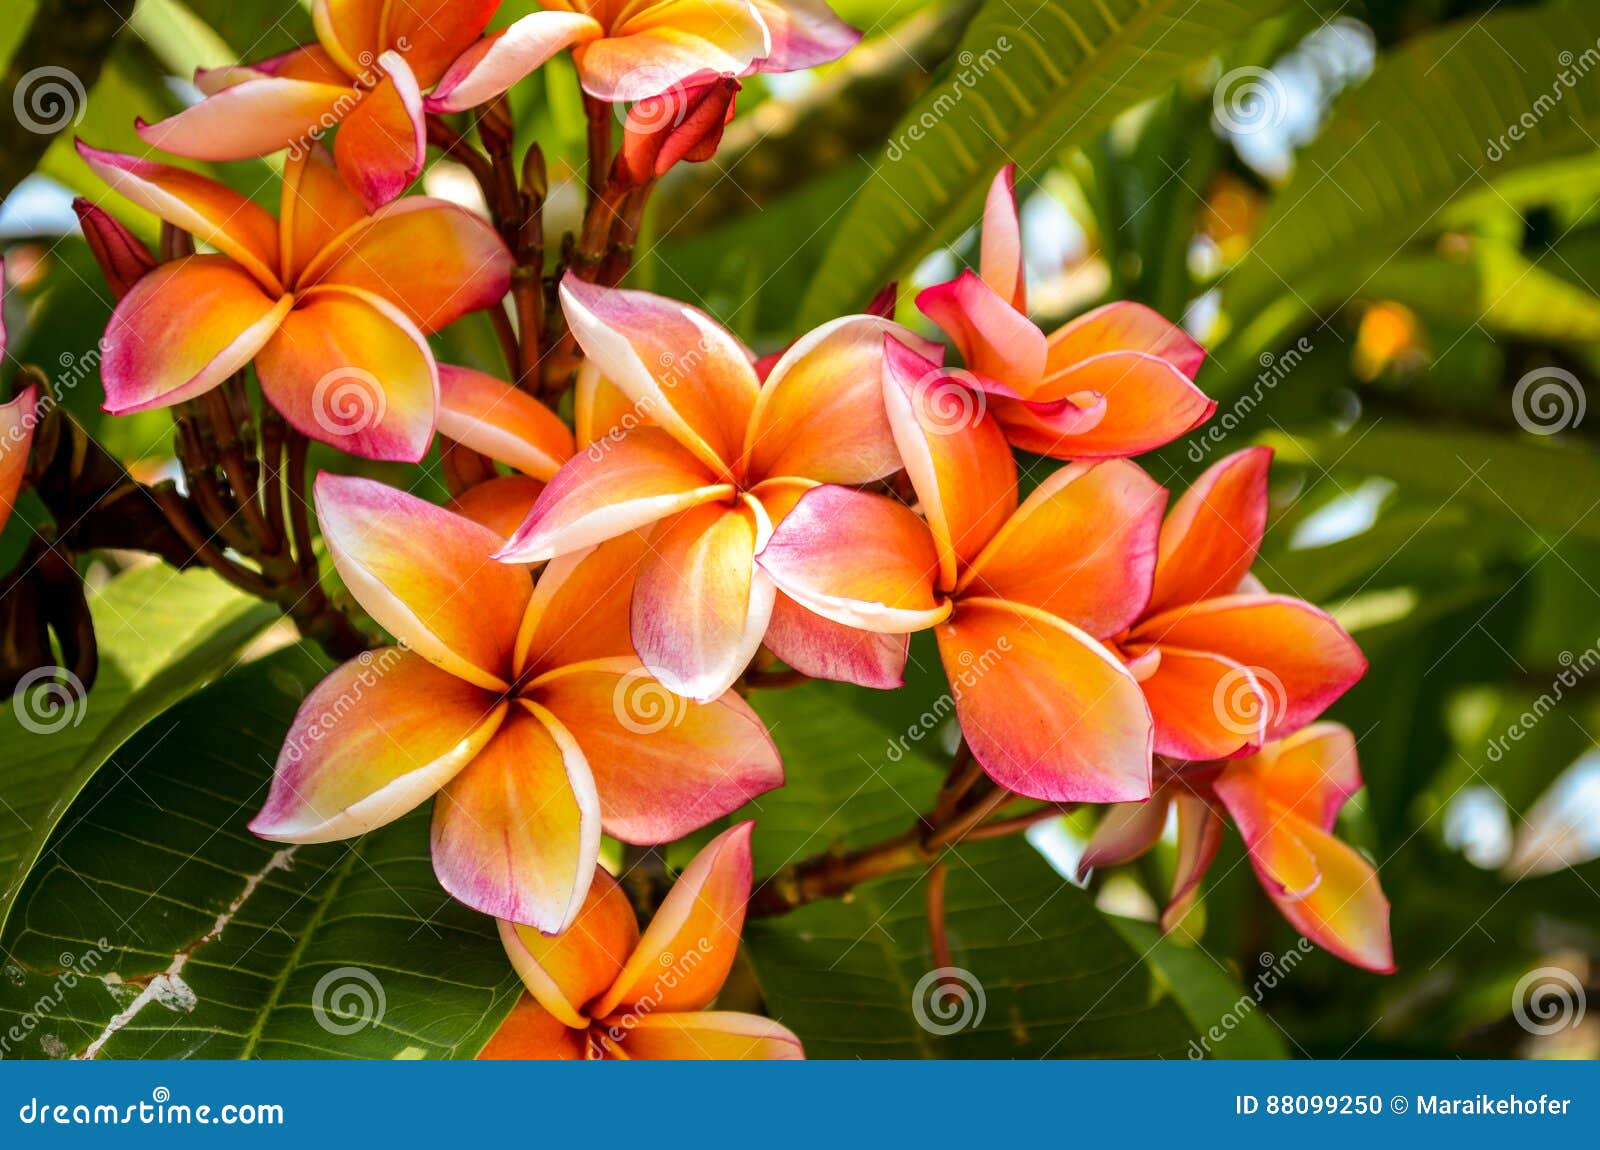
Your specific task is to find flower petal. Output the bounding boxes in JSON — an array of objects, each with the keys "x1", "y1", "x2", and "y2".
[
  {"x1": 303, "y1": 197, "x2": 513, "y2": 332},
  {"x1": 979, "y1": 164, "x2": 1024, "y2": 311},
  {"x1": 383, "y1": 0, "x2": 501, "y2": 87},
  {"x1": 533, "y1": 658, "x2": 782, "y2": 842},
  {"x1": 559, "y1": 276, "x2": 757, "y2": 475},
  {"x1": 581, "y1": 1, "x2": 771, "y2": 101},
  {"x1": 632, "y1": 496, "x2": 773, "y2": 701},
  {"x1": 1227, "y1": 722, "x2": 1363, "y2": 835},
  {"x1": 1048, "y1": 300, "x2": 1205, "y2": 379},
  {"x1": 745, "y1": 316, "x2": 935, "y2": 485},
  {"x1": 426, "y1": 11, "x2": 604, "y2": 114},
  {"x1": 314, "y1": 473, "x2": 531, "y2": 689},
  {"x1": 498, "y1": 868, "x2": 639, "y2": 1028},
  {"x1": 250, "y1": 648, "x2": 505, "y2": 842},
  {"x1": 882, "y1": 335, "x2": 1017, "y2": 591},
  {"x1": 749, "y1": 0, "x2": 859, "y2": 71},
  {"x1": 1147, "y1": 445, "x2": 1271, "y2": 615},
  {"x1": 1136, "y1": 594, "x2": 1367, "y2": 742},
  {"x1": 195, "y1": 44, "x2": 350, "y2": 93},
  {"x1": 498, "y1": 428, "x2": 728, "y2": 563},
  {"x1": 999, "y1": 351, "x2": 1215, "y2": 460},
  {"x1": 449, "y1": 475, "x2": 546, "y2": 541},
  {"x1": 574, "y1": 360, "x2": 648, "y2": 448},
  {"x1": 333, "y1": 55, "x2": 426, "y2": 211},
  {"x1": 763, "y1": 593, "x2": 909, "y2": 689},
  {"x1": 1078, "y1": 794, "x2": 1169, "y2": 879},
  {"x1": 756, "y1": 485, "x2": 949, "y2": 632},
  {"x1": 437, "y1": 365, "x2": 574, "y2": 481},
  {"x1": 935, "y1": 598, "x2": 1152, "y2": 802},
  {"x1": 431, "y1": 704, "x2": 601, "y2": 931},
  {"x1": 279, "y1": 146, "x2": 368, "y2": 284},
  {"x1": 477, "y1": 994, "x2": 585, "y2": 1060},
  {"x1": 75, "y1": 143, "x2": 281, "y2": 291},
  {"x1": 916, "y1": 269, "x2": 1046, "y2": 390},
  {"x1": 101, "y1": 257, "x2": 291, "y2": 414},
  {"x1": 611, "y1": 1011, "x2": 804, "y2": 1059},
  {"x1": 593, "y1": 823, "x2": 754, "y2": 1017},
  {"x1": 0, "y1": 386, "x2": 38, "y2": 536},
  {"x1": 312, "y1": 0, "x2": 386, "y2": 74},
  {"x1": 1135, "y1": 644, "x2": 1266, "y2": 761},
  {"x1": 255, "y1": 286, "x2": 438, "y2": 462},
  {"x1": 517, "y1": 533, "x2": 652, "y2": 672},
  {"x1": 134, "y1": 77, "x2": 350, "y2": 163},
  {"x1": 958, "y1": 458, "x2": 1164, "y2": 638},
  {"x1": 1160, "y1": 792, "x2": 1224, "y2": 932}
]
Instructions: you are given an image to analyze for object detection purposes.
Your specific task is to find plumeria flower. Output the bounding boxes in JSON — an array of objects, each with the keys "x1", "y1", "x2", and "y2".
[
  {"x1": 481, "y1": 823, "x2": 803, "y2": 1059},
  {"x1": 1080, "y1": 724, "x2": 1395, "y2": 972},
  {"x1": 80, "y1": 144, "x2": 511, "y2": 462},
  {"x1": 135, "y1": 0, "x2": 501, "y2": 209},
  {"x1": 1109, "y1": 447, "x2": 1367, "y2": 761},
  {"x1": 497, "y1": 276, "x2": 934, "y2": 700},
  {"x1": 917, "y1": 165, "x2": 1215, "y2": 460},
  {"x1": 1, "y1": 280, "x2": 37, "y2": 538},
  {"x1": 250, "y1": 476, "x2": 781, "y2": 931},
  {"x1": 426, "y1": 0, "x2": 859, "y2": 113},
  {"x1": 756, "y1": 337, "x2": 1166, "y2": 803}
]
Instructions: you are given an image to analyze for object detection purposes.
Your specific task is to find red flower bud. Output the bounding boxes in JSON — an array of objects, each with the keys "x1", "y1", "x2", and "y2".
[
  {"x1": 72, "y1": 199, "x2": 155, "y2": 299},
  {"x1": 613, "y1": 75, "x2": 740, "y2": 190}
]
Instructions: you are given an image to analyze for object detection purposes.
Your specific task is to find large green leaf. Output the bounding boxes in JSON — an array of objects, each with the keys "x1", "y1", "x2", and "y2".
[
  {"x1": 797, "y1": 0, "x2": 1292, "y2": 326},
  {"x1": 0, "y1": 563, "x2": 278, "y2": 936},
  {"x1": 0, "y1": 647, "x2": 520, "y2": 1059},
  {"x1": 740, "y1": 676, "x2": 1202, "y2": 1058},
  {"x1": 1216, "y1": 3, "x2": 1600, "y2": 366},
  {"x1": 1267, "y1": 423, "x2": 1600, "y2": 545}
]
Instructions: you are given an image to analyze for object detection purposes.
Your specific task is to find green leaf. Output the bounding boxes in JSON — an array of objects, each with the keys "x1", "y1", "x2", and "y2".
[
  {"x1": 1216, "y1": 3, "x2": 1600, "y2": 364},
  {"x1": 740, "y1": 677, "x2": 1201, "y2": 1058},
  {"x1": 1267, "y1": 423, "x2": 1600, "y2": 545},
  {"x1": 1109, "y1": 917, "x2": 1290, "y2": 1059},
  {"x1": 797, "y1": 0, "x2": 1292, "y2": 326},
  {"x1": 0, "y1": 647, "x2": 520, "y2": 1060},
  {"x1": 0, "y1": 563, "x2": 278, "y2": 936}
]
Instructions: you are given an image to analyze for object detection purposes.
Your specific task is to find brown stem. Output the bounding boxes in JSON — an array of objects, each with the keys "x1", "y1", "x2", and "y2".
[
  {"x1": 748, "y1": 831, "x2": 935, "y2": 917},
  {"x1": 583, "y1": 92, "x2": 612, "y2": 208},
  {"x1": 926, "y1": 786, "x2": 1013, "y2": 851},
  {"x1": 926, "y1": 862, "x2": 952, "y2": 970},
  {"x1": 151, "y1": 486, "x2": 276, "y2": 598}
]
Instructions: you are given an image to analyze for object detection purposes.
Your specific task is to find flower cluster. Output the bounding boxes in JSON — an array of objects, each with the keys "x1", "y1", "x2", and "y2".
[{"x1": 50, "y1": 0, "x2": 1394, "y2": 1060}]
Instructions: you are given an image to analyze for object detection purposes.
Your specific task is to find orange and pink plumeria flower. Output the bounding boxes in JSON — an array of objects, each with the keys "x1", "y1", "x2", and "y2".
[
  {"x1": 136, "y1": 0, "x2": 501, "y2": 209},
  {"x1": 250, "y1": 476, "x2": 781, "y2": 932},
  {"x1": 427, "y1": 0, "x2": 858, "y2": 113},
  {"x1": 1110, "y1": 446, "x2": 1367, "y2": 761},
  {"x1": 79, "y1": 143, "x2": 511, "y2": 461},
  {"x1": 917, "y1": 165, "x2": 1215, "y2": 459},
  {"x1": 495, "y1": 274, "x2": 935, "y2": 701},
  {"x1": 481, "y1": 823, "x2": 803, "y2": 1059},
  {"x1": 1081, "y1": 724, "x2": 1394, "y2": 972}
]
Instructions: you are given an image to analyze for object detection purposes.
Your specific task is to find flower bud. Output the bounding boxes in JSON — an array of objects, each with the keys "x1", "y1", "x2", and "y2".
[
  {"x1": 72, "y1": 199, "x2": 155, "y2": 299},
  {"x1": 613, "y1": 75, "x2": 740, "y2": 190}
]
